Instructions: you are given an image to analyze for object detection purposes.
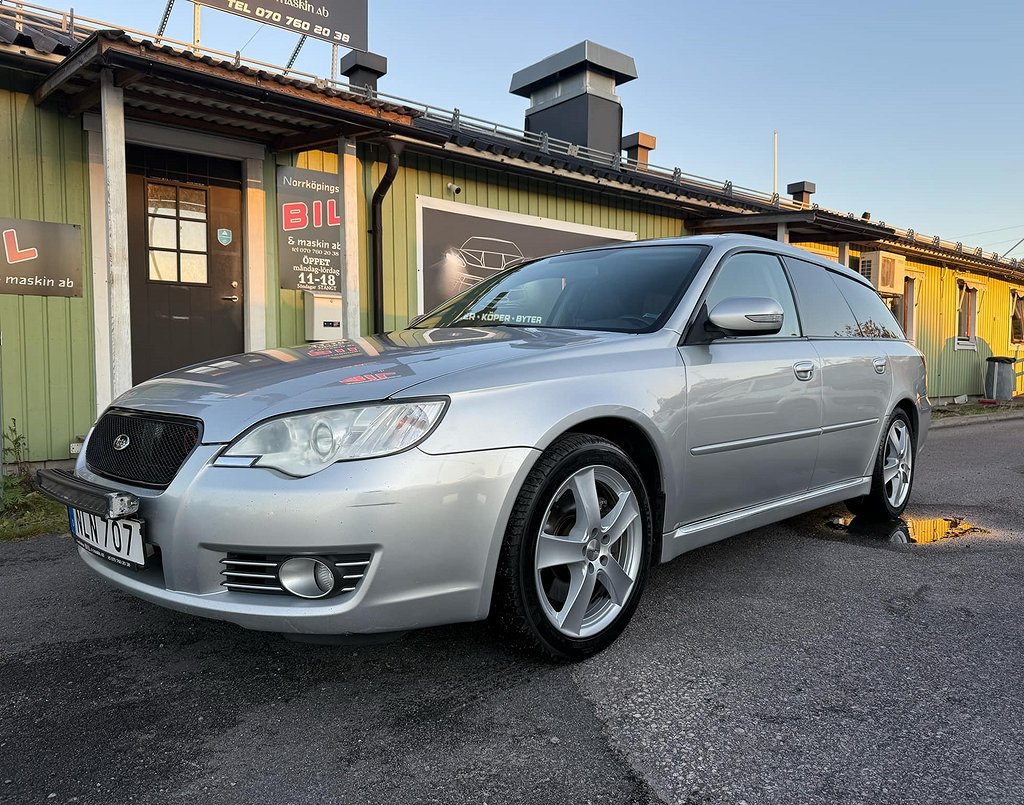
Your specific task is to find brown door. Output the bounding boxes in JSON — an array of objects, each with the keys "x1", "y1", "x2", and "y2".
[{"x1": 127, "y1": 145, "x2": 244, "y2": 384}]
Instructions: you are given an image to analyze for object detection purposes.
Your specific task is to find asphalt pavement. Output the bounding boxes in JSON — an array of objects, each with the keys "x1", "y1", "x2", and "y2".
[{"x1": 1, "y1": 420, "x2": 1022, "y2": 805}]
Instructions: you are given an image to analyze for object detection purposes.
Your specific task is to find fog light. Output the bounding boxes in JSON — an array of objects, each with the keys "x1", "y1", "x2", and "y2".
[{"x1": 278, "y1": 557, "x2": 336, "y2": 599}]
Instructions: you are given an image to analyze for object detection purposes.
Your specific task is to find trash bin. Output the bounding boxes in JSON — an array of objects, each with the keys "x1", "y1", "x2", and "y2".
[{"x1": 984, "y1": 356, "x2": 1015, "y2": 401}]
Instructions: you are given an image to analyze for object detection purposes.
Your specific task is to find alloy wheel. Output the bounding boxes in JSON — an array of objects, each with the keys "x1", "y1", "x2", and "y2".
[{"x1": 883, "y1": 419, "x2": 913, "y2": 509}]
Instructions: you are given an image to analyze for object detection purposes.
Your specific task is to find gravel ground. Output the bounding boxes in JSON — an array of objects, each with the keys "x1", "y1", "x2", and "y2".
[{"x1": 1, "y1": 421, "x2": 1021, "y2": 804}]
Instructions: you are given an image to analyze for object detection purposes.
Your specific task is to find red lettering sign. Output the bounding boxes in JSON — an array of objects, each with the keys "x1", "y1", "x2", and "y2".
[
  {"x1": 3, "y1": 228, "x2": 38, "y2": 264},
  {"x1": 281, "y1": 203, "x2": 308, "y2": 231}
]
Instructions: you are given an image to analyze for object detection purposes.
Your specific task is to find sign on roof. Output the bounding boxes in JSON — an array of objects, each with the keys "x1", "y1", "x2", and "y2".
[{"x1": 194, "y1": 0, "x2": 367, "y2": 51}]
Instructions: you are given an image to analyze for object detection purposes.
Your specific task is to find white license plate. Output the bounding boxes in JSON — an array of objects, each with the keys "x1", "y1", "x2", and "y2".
[{"x1": 69, "y1": 507, "x2": 146, "y2": 568}]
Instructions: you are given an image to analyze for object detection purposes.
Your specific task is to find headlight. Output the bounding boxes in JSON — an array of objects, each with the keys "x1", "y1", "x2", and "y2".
[{"x1": 217, "y1": 399, "x2": 447, "y2": 477}]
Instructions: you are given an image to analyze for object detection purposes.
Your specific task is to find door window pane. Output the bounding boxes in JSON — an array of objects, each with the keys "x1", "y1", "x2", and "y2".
[
  {"x1": 180, "y1": 253, "x2": 208, "y2": 284},
  {"x1": 147, "y1": 184, "x2": 176, "y2": 216},
  {"x1": 179, "y1": 188, "x2": 207, "y2": 220},
  {"x1": 705, "y1": 252, "x2": 800, "y2": 337},
  {"x1": 179, "y1": 220, "x2": 207, "y2": 253},
  {"x1": 783, "y1": 257, "x2": 862, "y2": 338},
  {"x1": 149, "y1": 250, "x2": 177, "y2": 281},
  {"x1": 148, "y1": 216, "x2": 177, "y2": 250},
  {"x1": 831, "y1": 272, "x2": 904, "y2": 339}
]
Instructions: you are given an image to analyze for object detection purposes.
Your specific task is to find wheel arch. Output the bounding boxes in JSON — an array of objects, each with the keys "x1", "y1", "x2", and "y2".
[
  {"x1": 894, "y1": 397, "x2": 919, "y2": 441},
  {"x1": 560, "y1": 416, "x2": 667, "y2": 564}
]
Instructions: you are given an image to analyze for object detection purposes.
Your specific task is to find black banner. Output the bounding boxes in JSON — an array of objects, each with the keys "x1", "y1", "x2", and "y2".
[
  {"x1": 0, "y1": 218, "x2": 83, "y2": 298},
  {"x1": 195, "y1": 0, "x2": 368, "y2": 50},
  {"x1": 277, "y1": 166, "x2": 342, "y2": 293}
]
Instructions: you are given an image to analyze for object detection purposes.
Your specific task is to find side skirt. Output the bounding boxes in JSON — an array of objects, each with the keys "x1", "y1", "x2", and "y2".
[{"x1": 660, "y1": 477, "x2": 871, "y2": 563}]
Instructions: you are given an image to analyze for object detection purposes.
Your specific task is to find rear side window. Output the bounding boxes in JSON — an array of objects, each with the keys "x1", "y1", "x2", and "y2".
[
  {"x1": 831, "y1": 272, "x2": 905, "y2": 339},
  {"x1": 783, "y1": 257, "x2": 861, "y2": 338}
]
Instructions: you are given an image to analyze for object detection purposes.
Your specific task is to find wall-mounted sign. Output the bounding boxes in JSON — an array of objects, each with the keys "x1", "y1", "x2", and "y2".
[
  {"x1": 0, "y1": 218, "x2": 83, "y2": 297},
  {"x1": 194, "y1": 0, "x2": 368, "y2": 51},
  {"x1": 277, "y1": 166, "x2": 342, "y2": 293},
  {"x1": 416, "y1": 197, "x2": 637, "y2": 313}
]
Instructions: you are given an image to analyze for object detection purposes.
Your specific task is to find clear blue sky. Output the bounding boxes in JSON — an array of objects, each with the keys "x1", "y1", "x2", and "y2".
[{"x1": 65, "y1": 0, "x2": 1024, "y2": 255}]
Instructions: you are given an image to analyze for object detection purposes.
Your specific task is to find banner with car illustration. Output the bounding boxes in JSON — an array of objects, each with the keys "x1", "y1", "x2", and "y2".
[{"x1": 416, "y1": 197, "x2": 637, "y2": 313}]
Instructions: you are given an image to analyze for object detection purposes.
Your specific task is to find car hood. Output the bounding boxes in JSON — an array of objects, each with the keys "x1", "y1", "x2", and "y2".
[{"x1": 111, "y1": 327, "x2": 621, "y2": 442}]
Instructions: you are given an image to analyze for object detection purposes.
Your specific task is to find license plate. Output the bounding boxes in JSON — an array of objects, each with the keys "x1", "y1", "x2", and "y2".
[{"x1": 68, "y1": 507, "x2": 146, "y2": 568}]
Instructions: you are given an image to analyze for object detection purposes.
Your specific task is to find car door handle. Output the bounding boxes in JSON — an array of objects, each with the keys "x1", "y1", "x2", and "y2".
[
  {"x1": 222, "y1": 295, "x2": 239, "y2": 302},
  {"x1": 872, "y1": 357, "x2": 888, "y2": 374},
  {"x1": 793, "y1": 361, "x2": 815, "y2": 381}
]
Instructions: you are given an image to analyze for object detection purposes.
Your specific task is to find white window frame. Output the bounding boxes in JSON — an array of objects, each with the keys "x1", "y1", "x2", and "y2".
[
  {"x1": 955, "y1": 279, "x2": 982, "y2": 350},
  {"x1": 1011, "y1": 289, "x2": 1024, "y2": 347}
]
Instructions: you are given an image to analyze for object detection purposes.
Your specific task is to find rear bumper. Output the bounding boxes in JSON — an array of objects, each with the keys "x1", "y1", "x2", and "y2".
[{"x1": 68, "y1": 444, "x2": 539, "y2": 634}]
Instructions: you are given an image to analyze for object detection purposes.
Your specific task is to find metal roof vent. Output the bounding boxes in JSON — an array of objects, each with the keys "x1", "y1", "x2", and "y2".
[{"x1": 510, "y1": 41, "x2": 637, "y2": 156}]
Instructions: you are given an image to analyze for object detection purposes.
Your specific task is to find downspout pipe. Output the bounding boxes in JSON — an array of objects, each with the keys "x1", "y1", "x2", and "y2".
[{"x1": 370, "y1": 139, "x2": 403, "y2": 334}]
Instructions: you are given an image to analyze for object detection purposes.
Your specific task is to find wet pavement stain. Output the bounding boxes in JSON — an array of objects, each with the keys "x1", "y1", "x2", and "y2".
[{"x1": 825, "y1": 515, "x2": 985, "y2": 544}]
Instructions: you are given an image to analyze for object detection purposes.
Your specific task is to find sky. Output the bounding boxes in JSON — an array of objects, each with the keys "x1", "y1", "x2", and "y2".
[{"x1": 62, "y1": 0, "x2": 1024, "y2": 256}]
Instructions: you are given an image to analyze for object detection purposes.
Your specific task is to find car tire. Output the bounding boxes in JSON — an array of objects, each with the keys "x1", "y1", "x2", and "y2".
[
  {"x1": 493, "y1": 433, "x2": 653, "y2": 662},
  {"x1": 845, "y1": 408, "x2": 916, "y2": 520}
]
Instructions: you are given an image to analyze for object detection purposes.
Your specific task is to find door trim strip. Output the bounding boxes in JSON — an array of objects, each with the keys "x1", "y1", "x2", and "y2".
[
  {"x1": 690, "y1": 426, "x2": 821, "y2": 456},
  {"x1": 821, "y1": 417, "x2": 879, "y2": 435}
]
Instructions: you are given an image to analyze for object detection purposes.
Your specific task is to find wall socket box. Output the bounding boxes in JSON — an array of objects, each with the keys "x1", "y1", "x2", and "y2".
[{"x1": 70, "y1": 442, "x2": 82, "y2": 455}]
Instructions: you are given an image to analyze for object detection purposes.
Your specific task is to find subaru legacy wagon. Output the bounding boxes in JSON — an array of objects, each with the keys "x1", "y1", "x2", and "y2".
[{"x1": 37, "y1": 235, "x2": 929, "y2": 660}]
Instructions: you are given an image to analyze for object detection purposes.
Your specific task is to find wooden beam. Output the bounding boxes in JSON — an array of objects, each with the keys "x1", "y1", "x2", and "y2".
[
  {"x1": 274, "y1": 125, "x2": 374, "y2": 152},
  {"x1": 100, "y1": 69, "x2": 133, "y2": 396},
  {"x1": 33, "y1": 38, "x2": 101, "y2": 105},
  {"x1": 124, "y1": 88, "x2": 300, "y2": 135},
  {"x1": 121, "y1": 105, "x2": 278, "y2": 143},
  {"x1": 693, "y1": 211, "x2": 817, "y2": 232}
]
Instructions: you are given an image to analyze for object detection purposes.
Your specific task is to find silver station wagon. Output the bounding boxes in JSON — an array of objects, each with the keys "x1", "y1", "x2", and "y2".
[{"x1": 37, "y1": 235, "x2": 929, "y2": 660}]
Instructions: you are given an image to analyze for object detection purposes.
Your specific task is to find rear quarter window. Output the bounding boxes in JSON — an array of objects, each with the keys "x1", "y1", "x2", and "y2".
[
  {"x1": 830, "y1": 272, "x2": 906, "y2": 339},
  {"x1": 782, "y1": 257, "x2": 861, "y2": 338}
]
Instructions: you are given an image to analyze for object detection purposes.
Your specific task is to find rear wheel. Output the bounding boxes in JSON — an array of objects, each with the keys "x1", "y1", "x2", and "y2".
[
  {"x1": 846, "y1": 409, "x2": 915, "y2": 520},
  {"x1": 494, "y1": 434, "x2": 653, "y2": 661}
]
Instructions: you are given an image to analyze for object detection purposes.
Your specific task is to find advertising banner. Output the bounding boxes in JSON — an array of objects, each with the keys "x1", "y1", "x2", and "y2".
[
  {"x1": 0, "y1": 218, "x2": 83, "y2": 298},
  {"x1": 277, "y1": 166, "x2": 343, "y2": 293},
  {"x1": 416, "y1": 197, "x2": 637, "y2": 313},
  {"x1": 194, "y1": 0, "x2": 368, "y2": 50}
]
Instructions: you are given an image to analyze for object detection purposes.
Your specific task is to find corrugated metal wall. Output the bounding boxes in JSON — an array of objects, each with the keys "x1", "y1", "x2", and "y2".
[
  {"x1": 0, "y1": 77, "x2": 93, "y2": 462},
  {"x1": 908, "y1": 258, "x2": 1024, "y2": 398}
]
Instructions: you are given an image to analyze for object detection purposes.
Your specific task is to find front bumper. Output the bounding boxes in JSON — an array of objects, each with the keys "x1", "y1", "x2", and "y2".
[{"x1": 66, "y1": 444, "x2": 539, "y2": 634}]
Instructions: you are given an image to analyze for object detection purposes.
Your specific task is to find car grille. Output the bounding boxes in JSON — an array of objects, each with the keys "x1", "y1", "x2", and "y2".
[
  {"x1": 220, "y1": 553, "x2": 372, "y2": 595},
  {"x1": 86, "y1": 409, "x2": 202, "y2": 489}
]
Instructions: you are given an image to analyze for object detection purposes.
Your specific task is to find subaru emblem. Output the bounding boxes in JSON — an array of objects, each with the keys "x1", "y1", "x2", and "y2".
[{"x1": 113, "y1": 434, "x2": 130, "y2": 451}]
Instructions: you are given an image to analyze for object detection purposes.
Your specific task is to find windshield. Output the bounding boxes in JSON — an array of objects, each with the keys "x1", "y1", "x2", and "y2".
[{"x1": 412, "y1": 244, "x2": 709, "y2": 333}]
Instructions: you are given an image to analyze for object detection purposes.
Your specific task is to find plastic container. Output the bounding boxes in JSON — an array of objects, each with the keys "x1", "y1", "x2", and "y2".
[{"x1": 984, "y1": 356, "x2": 1015, "y2": 401}]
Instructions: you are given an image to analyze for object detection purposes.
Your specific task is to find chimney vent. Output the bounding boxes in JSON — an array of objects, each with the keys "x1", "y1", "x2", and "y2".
[
  {"x1": 510, "y1": 41, "x2": 637, "y2": 156},
  {"x1": 622, "y1": 132, "x2": 656, "y2": 168},
  {"x1": 341, "y1": 50, "x2": 387, "y2": 91},
  {"x1": 786, "y1": 180, "x2": 816, "y2": 205}
]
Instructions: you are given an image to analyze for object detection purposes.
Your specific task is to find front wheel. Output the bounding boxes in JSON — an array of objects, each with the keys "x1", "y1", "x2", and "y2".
[
  {"x1": 846, "y1": 409, "x2": 915, "y2": 520},
  {"x1": 494, "y1": 434, "x2": 653, "y2": 661}
]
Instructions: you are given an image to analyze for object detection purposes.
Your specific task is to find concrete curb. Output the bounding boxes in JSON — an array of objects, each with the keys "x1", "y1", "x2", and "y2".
[{"x1": 930, "y1": 411, "x2": 1024, "y2": 430}]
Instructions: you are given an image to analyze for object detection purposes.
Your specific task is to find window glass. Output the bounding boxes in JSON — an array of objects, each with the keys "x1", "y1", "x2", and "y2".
[
  {"x1": 149, "y1": 250, "x2": 177, "y2": 282},
  {"x1": 147, "y1": 184, "x2": 176, "y2": 216},
  {"x1": 957, "y1": 282, "x2": 977, "y2": 343},
  {"x1": 148, "y1": 216, "x2": 177, "y2": 250},
  {"x1": 704, "y1": 252, "x2": 800, "y2": 337},
  {"x1": 180, "y1": 253, "x2": 208, "y2": 284},
  {"x1": 782, "y1": 256, "x2": 861, "y2": 337},
  {"x1": 831, "y1": 272, "x2": 904, "y2": 339},
  {"x1": 179, "y1": 188, "x2": 207, "y2": 220},
  {"x1": 1012, "y1": 293, "x2": 1024, "y2": 344},
  {"x1": 179, "y1": 220, "x2": 207, "y2": 253},
  {"x1": 414, "y1": 245, "x2": 708, "y2": 333}
]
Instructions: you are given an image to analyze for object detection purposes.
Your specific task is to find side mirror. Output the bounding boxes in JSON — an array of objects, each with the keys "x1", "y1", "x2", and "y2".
[{"x1": 707, "y1": 297, "x2": 785, "y2": 336}]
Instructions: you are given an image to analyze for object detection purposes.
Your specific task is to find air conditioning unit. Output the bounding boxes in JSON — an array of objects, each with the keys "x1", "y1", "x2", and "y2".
[{"x1": 858, "y1": 251, "x2": 905, "y2": 295}]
